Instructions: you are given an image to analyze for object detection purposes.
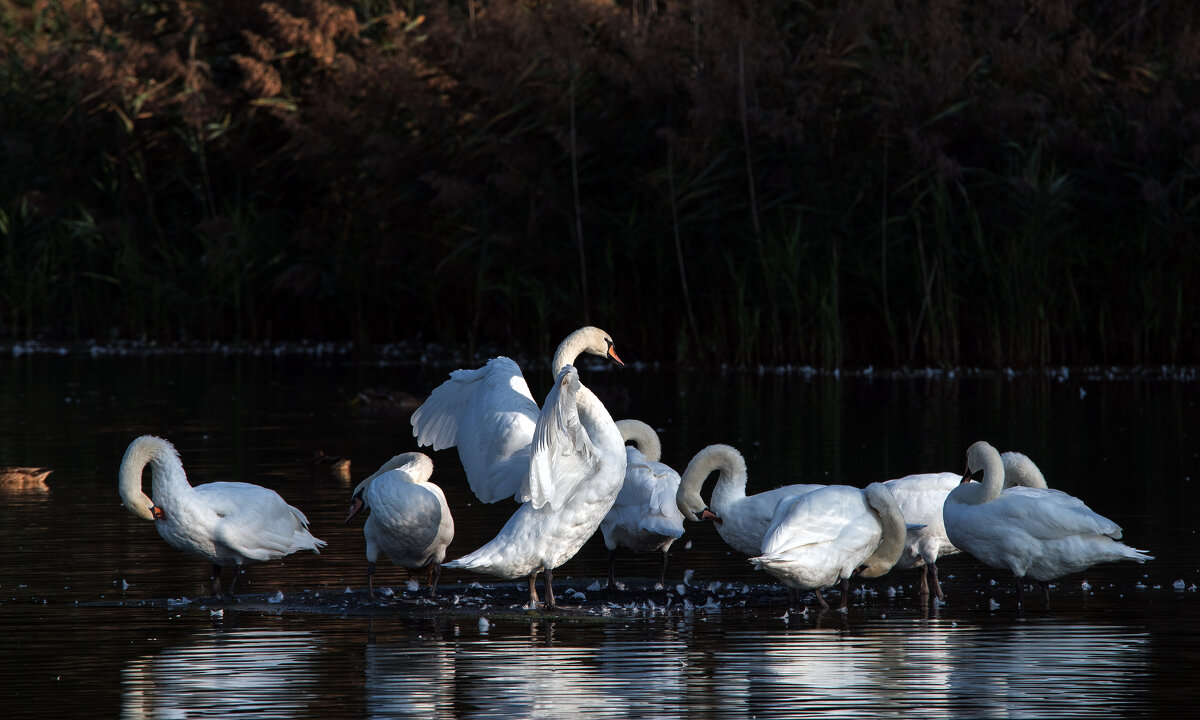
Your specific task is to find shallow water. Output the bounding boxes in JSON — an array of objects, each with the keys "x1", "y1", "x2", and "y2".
[{"x1": 1, "y1": 352, "x2": 1197, "y2": 718}]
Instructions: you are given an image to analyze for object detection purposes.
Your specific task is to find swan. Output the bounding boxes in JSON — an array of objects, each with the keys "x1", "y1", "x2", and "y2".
[
  {"x1": 675, "y1": 444, "x2": 824, "y2": 557},
  {"x1": 943, "y1": 440, "x2": 1153, "y2": 609},
  {"x1": 118, "y1": 435, "x2": 326, "y2": 598},
  {"x1": 599, "y1": 419, "x2": 685, "y2": 590},
  {"x1": 345, "y1": 452, "x2": 454, "y2": 598},
  {"x1": 750, "y1": 483, "x2": 908, "y2": 610},
  {"x1": 885, "y1": 451, "x2": 1052, "y2": 601},
  {"x1": 443, "y1": 365, "x2": 627, "y2": 608},
  {"x1": 0, "y1": 466, "x2": 52, "y2": 493},
  {"x1": 410, "y1": 326, "x2": 624, "y2": 504}
]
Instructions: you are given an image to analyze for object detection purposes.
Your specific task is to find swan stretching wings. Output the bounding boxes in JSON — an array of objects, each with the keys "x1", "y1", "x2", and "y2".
[
  {"x1": 599, "y1": 419, "x2": 685, "y2": 590},
  {"x1": 944, "y1": 440, "x2": 1152, "y2": 609},
  {"x1": 443, "y1": 365, "x2": 627, "y2": 608},
  {"x1": 345, "y1": 452, "x2": 454, "y2": 598},
  {"x1": 118, "y1": 435, "x2": 326, "y2": 598},
  {"x1": 411, "y1": 326, "x2": 623, "y2": 504}
]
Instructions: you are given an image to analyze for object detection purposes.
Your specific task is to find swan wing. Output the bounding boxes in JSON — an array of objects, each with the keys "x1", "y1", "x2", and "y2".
[
  {"x1": 611, "y1": 450, "x2": 684, "y2": 538},
  {"x1": 526, "y1": 366, "x2": 598, "y2": 510},
  {"x1": 997, "y1": 487, "x2": 1125, "y2": 539},
  {"x1": 760, "y1": 486, "x2": 869, "y2": 557},
  {"x1": 197, "y1": 482, "x2": 324, "y2": 561},
  {"x1": 410, "y1": 357, "x2": 540, "y2": 503}
]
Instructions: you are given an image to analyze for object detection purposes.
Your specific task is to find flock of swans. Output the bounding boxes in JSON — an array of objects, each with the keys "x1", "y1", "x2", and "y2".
[{"x1": 117, "y1": 326, "x2": 1154, "y2": 611}]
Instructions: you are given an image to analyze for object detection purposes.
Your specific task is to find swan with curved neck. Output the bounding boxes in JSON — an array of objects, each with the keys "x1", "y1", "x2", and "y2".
[
  {"x1": 599, "y1": 419, "x2": 684, "y2": 590},
  {"x1": 118, "y1": 435, "x2": 326, "y2": 598},
  {"x1": 944, "y1": 440, "x2": 1153, "y2": 609},
  {"x1": 444, "y1": 365, "x2": 627, "y2": 608},
  {"x1": 345, "y1": 452, "x2": 454, "y2": 598},
  {"x1": 675, "y1": 444, "x2": 824, "y2": 558},
  {"x1": 411, "y1": 326, "x2": 623, "y2": 505},
  {"x1": 886, "y1": 450, "x2": 1050, "y2": 602},
  {"x1": 751, "y1": 482, "x2": 907, "y2": 610}
]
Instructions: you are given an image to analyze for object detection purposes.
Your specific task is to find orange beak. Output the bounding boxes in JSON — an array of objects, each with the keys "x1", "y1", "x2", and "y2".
[
  {"x1": 345, "y1": 496, "x2": 366, "y2": 525},
  {"x1": 151, "y1": 505, "x2": 166, "y2": 521}
]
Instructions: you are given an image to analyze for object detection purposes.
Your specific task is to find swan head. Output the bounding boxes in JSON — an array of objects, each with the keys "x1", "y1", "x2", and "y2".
[
  {"x1": 118, "y1": 435, "x2": 178, "y2": 521},
  {"x1": 345, "y1": 453, "x2": 434, "y2": 524},
  {"x1": 961, "y1": 441, "x2": 996, "y2": 484},
  {"x1": 553, "y1": 326, "x2": 624, "y2": 373}
]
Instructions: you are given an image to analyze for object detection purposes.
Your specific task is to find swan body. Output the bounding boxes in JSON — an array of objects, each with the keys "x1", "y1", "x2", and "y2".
[
  {"x1": 944, "y1": 440, "x2": 1153, "y2": 608},
  {"x1": 675, "y1": 444, "x2": 824, "y2": 557},
  {"x1": 345, "y1": 452, "x2": 454, "y2": 598},
  {"x1": 885, "y1": 451, "x2": 1052, "y2": 600},
  {"x1": 751, "y1": 483, "x2": 908, "y2": 610},
  {"x1": 410, "y1": 326, "x2": 623, "y2": 504},
  {"x1": 118, "y1": 435, "x2": 326, "y2": 597},
  {"x1": 443, "y1": 365, "x2": 627, "y2": 608},
  {"x1": 599, "y1": 419, "x2": 685, "y2": 589}
]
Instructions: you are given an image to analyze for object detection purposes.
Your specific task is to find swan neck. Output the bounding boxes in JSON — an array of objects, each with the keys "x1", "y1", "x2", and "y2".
[
  {"x1": 551, "y1": 329, "x2": 588, "y2": 374},
  {"x1": 616, "y1": 419, "x2": 661, "y2": 462},
  {"x1": 119, "y1": 436, "x2": 182, "y2": 521},
  {"x1": 860, "y1": 484, "x2": 907, "y2": 578},
  {"x1": 680, "y1": 445, "x2": 747, "y2": 511}
]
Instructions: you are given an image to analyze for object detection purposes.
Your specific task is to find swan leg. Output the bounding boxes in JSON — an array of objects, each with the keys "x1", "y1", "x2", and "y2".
[
  {"x1": 225, "y1": 565, "x2": 245, "y2": 598},
  {"x1": 656, "y1": 549, "x2": 669, "y2": 591},
  {"x1": 917, "y1": 565, "x2": 930, "y2": 596},
  {"x1": 837, "y1": 577, "x2": 850, "y2": 610},
  {"x1": 544, "y1": 566, "x2": 557, "y2": 609},
  {"x1": 210, "y1": 564, "x2": 224, "y2": 598},
  {"x1": 929, "y1": 562, "x2": 944, "y2": 601},
  {"x1": 428, "y1": 563, "x2": 441, "y2": 598},
  {"x1": 527, "y1": 573, "x2": 540, "y2": 607},
  {"x1": 1015, "y1": 577, "x2": 1025, "y2": 608},
  {"x1": 814, "y1": 588, "x2": 830, "y2": 610},
  {"x1": 1040, "y1": 580, "x2": 1051, "y2": 610},
  {"x1": 606, "y1": 548, "x2": 624, "y2": 590},
  {"x1": 367, "y1": 562, "x2": 377, "y2": 600}
]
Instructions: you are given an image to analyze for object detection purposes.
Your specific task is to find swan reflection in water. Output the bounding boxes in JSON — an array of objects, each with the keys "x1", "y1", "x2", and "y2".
[
  {"x1": 705, "y1": 619, "x2": 1151, "y2": 718},
  {"x1": 362, "y1": 622, "x2": 688, "y2": 719},
  {"x1": 121, "y1": 629, "x2": 321, "y2": 719}
]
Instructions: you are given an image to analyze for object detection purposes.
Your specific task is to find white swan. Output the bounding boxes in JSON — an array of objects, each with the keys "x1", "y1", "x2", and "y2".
[
  {"x1": 410, "y1": 326, "x2": 623, "y2": 504},
  {"x1": 675, "y1": 444, "x2": 824, "y2": 557},
  {"x1": 443, "y1": 365, "x2": 627, "y2": 608},
  {"x1": 885, "y1": 451, "x2": 1052, "y2": 601},
  {"x1": 599, "y1": 419, "x2": 685, "y2": 590},
  {"x1": 751, "y1": 483, "x2": 908, "y2": 610},
  {"x1": 943, "y1": 440, "x2": 1153, "y2": 609},
  {"x1": 345, "y1": 452, "x2": 454, "y2": 598},
  {"x1": 118, "y1": 435, "x2": 326, "y2": 597}
]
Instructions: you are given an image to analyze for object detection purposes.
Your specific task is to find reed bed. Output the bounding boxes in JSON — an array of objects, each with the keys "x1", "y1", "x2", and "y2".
[{"x1": 2, "y1": 0, "x2": 1197, "y2": 367}]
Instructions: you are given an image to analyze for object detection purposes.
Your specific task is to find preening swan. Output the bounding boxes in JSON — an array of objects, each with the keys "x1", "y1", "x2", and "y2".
[
  {"x1": 443, "y1": 365, "x2": 627, "y2": 608},
  {"x1": 345, "y1": 452, "x2": 454, "y2": 598},
  {"x1": 751, "y1": 483, "x2": 907, "y2": 610},
  {"x1": 943, "y1": 440, "x2": 1153, "y2": 609},
  {"x1": 118, "y1": 435, "x2": 326, "y2": 597},
  {"x1": 599, "y1": 419, "x2": 685, "y2": 590},
  {"x1": 675, "y1": 444, "x2": 824, "y2": 558},
  {"x1": 410, "y1": 326, "x2": 623, "y2": 504},
  {"x1": 885, "y1": 451, "x2": 1051, "y2": 601}
]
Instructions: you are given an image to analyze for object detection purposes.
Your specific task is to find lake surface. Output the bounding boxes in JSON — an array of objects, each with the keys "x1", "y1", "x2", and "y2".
[{"x1": 1, "y1": 348, "x2": 1197, "y2": 718}]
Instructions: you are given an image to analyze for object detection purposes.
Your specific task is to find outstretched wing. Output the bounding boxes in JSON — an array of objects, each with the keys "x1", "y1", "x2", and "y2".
[
  {"x1": 526, "y1": 366, "x2": 598, "y2": 510},
  {"x1": 410, "y1": 357, "x2": 540, "y2": 503}
]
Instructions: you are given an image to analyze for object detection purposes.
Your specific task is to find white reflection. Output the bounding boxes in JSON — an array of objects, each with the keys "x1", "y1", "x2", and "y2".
[
  {"x1": 121, "y1": 629, "x2": 321, "y2": 719},
  {"x1": 364, "y1": 641, "x2": 455, "y2": 719},
  {"x1": 703, "y1": 620, "x2": 1150, "y2": 718}
]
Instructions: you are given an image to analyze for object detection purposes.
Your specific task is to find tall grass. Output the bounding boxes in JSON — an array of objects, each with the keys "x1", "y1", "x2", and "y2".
[{"x1": 1, "y1": 0, "x2": 1197, "y2": 367}]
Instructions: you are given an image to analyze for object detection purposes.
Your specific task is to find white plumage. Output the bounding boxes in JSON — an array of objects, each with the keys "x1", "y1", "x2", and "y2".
[
  {"x1": 410, "y1": 326, "x2": 623, "y2": 505},
  {"x1": 943, "y1": 440, "x2": 1153, "y2": 609},
  {"x1": 751, "y1": 483, "x2": 908, "y2": 610},
  {"x1": 675, "y1": 443, "x2": 824, "y2": 558},
  {"x1": 118, "y1": 435, "x2": 325, "y2": 597},
  {"x1": 443, "y1": 365, "x2": 627, "y2": 608},
  {"x1": 345, "y1": 452, "x2": 454, "y2": 598},
  {"x1": 599, "y1": 419, "x2": 685, "y2": 590}
]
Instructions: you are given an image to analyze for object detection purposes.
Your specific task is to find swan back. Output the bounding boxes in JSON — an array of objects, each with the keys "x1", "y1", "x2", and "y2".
[
  {"x1": 551, "y1": 326, "x2": 623, "y2": 374},
  {"x1": 676, "y1": 444, "x2": 747, "y2": 521},
  {"x1": 353, "y1": 452, "x2": 435, "y2": 504},
  {"x1": 615, "y1": 419, "x2": 662, "y2": 463},
  {"x1": 1001, "y1": 451, "x2": 1048, "y2": 489}
]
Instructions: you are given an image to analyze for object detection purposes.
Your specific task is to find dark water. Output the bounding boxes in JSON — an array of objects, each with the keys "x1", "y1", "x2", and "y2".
[{"x1": 1, "y1": 351, "x2": 1197, "y2": 718}]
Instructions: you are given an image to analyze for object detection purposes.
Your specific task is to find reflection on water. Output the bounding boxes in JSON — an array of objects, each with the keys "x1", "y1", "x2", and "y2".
[{"x1": 121, "y1": 628, "x2": 322, "y2": 719}]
